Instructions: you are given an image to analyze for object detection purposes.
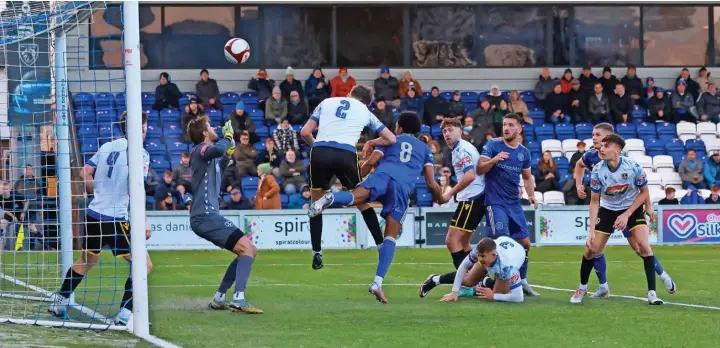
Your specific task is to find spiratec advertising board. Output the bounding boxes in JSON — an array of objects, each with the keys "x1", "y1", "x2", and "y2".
[{"x1": 537, "y1": 209, "x2": 658, "y2": 245}]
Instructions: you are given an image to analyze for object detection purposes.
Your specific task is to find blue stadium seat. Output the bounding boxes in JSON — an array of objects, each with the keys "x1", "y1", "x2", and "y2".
[
  {"x1": 645, "y1": 139, "x2": 665, "y2": 157},
  {"x1": 94, "y1": 92, "x2": 115, "y2": 110},
  {"x1": 530, "y1": 155, "x2": 541, "y2": 175},
  {"x1": 422, "y1": 91, "x2": 431, "y2": 100},
  {"x1": 292, "y1": 124, "x2": 303, "y2": 132},
  {"x1": 207, "y1": 109, "x2": 223, "y2": 124},
  {"x1": 431, "y1": 124, "x2": 442, "y2": 138},
  {"x1": 526, "y1": 140, "x2": 541, "y2": 157},
  {"x1": 145, "y1": 109, "x2": 160, "y2": 122},
  {"x1": 146, "y1": 124, "x2": 162, "y2": 138},
  {"x1": 221, "y1": 92, "x2": 241, "y2": 110},
  {"x1": 73, "y1": 93, "x2": 94, "y2": 109},
  {"x1": 77, "y1": 125, "x2": 98, "y2": 138},
  {"x1": 81, "y1": 142, "x2": 98, "y2": 155},
  {"x1": 75, "y1": 110, "x2": 95, "y2": 123},
  {"x1": 170, "y1": 154, "x2": 183, "y2": 167},
  {"x1": 280, "y1": 194, "x2": 289, "y2": 209},
  {"x1": 145, "y1": 141, "x2": 166, "y2": 157},
  {"x1": 415, "y1": 189, "x2": 432, "y2": 207},
  {"x1": 666, "y1": 139, "x2": 686, "y2": 166},
  {"x1": 420, "y1": 124, "x2": 430, "y2": 135},
  {"x1": 254, "y1": 141, "x2": 266, "y2": 152},
  {"x1": 150, "y1": 159, "x2": 171, "y2": 173},
  {"x1": 168, "y1": 141, "x2": 189, "y2": 154},
  {"x1": 477, "y1": 91, "x2": 488, "y2": 102},
  {"x1": 636, "y1": 123, "x2": 657, "y2": 142},
  {"x1": 414, "y1": 176, "x2": 428, "y2": 189},
  {"x1": 554, "y1": 156, "x2": 570, "y2": 174},
  {"x1": 115, "y1": 93, "x2": 126, "y2": 108},
  {"x1": 440, "y1": 91, "x2": 453, "y2": 101},
  {"x1": 164, "y1": 123, "x2": 183, "y2": 136},
  {"x1": 142, "y1": 92, "x2": 155, "y2": 109},
  {"x1": 575, "y1": 123, "x2": 593, "y2": 140},
  {"x1": 98, "y1": 124, "x2": 121, "y2": 139},
  {"x1": 685, "y1": 139, "x2": 706, "y2": 157},
  {"x1": 616, "y1": 123, "x2": 637, "y2": 139},
  {"x1": 465, "y1": 104, "x2": 477, "y2": 114},
  {"x1": 460, "y1": 91, "x2": 477, "y2": 104},
  {"x1": 500, "y1": 91, "x2": 510, "y2": 102},
  {"x1": 559, "y1": 173, "x2": 573, "y2": 186},
  {"x1": 520, "y1": 90, "x2": 536, "y2": 104},
  {"x1": 249, "y1": 109, "x2": 264, "y2": 122},
  {"x1": 529, "y1": 108, "x2": 545, "y2": 124},
  {"x1": 160, "y1": 108, "x2": 181, "y2": 123},
  {"x1": 632, "y1": 106, "x2": 647, "y2": 122},
  {"x1": 96, "y1": 110, "x2": 116, "y2": 123},
  {"x1": 555, "y1": 123, "x2": 575, "y2": 141},
  {"x1": 656, "y1": 122, "x2": 677, "y2": 141},
  {"x1": 256, "y1": 125, "x2": 269, "y2": 137},
  {"x1": 165, "y1": 134, "x2": 183, "y2": 145},
  {"x1": 522, "y1": 124, "x2": 535, "y2": 140},
  {"x1": 240, "y1": 91, "x2": 257, "y2": 102},
  {"x1": 534, "y1": 123, "x2": 555, "y2": 141},
  {"x1": 241, "y1": 176, "x2": 259, "y2": 195}
]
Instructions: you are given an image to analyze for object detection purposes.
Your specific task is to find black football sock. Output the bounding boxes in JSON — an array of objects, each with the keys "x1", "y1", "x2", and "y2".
[
  {"x1": 59, "y1": 268, "x2": 85, "y2": 298},
  {"x1": 580, "y1": 256, "x2": 594, "y2": 286},
  {"x1": 451, "y1": 250, "x2": 469, "y2": 269},
  {"x1": 120, "y1": 276, "x2": 133, "y2": 310},
  {"x1": 310, "y1": 215, "x2": 323, "y2": 253},
  {"x1": 438, "y1": 272, "x2": 456, "y2": 284},
  {"x1": 643, "y1": 255, "x2": 657, "y2": 291}
]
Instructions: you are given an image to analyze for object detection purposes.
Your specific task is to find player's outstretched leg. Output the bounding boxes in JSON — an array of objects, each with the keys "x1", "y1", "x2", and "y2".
[
  {"x1": 590, "y1": 254, "x2": 610, "y2": 298},
  {"x1": 209, "y1": 258, "x2": 238, "y2": 310},
  {"x1": 50, "y1": 252, "x2": 99, "y2": 318},
  {"x1": 309, "y1": 188, "x2": 327, "y2": 270},
  {"x1": 114, "y1": 253, "x2": 153, "y2": 325},
  {"x1": 228, "y1": 233, "x2": 263, "y2": 314}
]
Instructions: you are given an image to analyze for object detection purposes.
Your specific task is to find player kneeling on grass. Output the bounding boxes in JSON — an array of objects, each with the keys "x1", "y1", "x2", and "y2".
[
  {"x1": 309, "y1": 112, "x2": 444, "y2": 303},
  {"x1": 187, "y1": 115, "x2": 262, "y2": 314},
  {"x1": 440, "y1": 236, "x2": 525, "y2": 303},
  {"x1": 50, "y1": 112, "x2": 153, "y2": 325},
  {"x1": 571, "y1": 134, "x2": 663, "y2": 306}
]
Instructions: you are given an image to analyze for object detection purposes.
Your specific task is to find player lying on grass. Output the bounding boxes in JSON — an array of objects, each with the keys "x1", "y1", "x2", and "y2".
[
  {"x1": 187, "y1": 115, "x2": 262, "y2": 314},
  {"x1": 309, "y1": 112, "x2": 444, "y2": 303},
  {"x1": 571, "y1": 134, "x2": 663, "y2": 305},
  {"x1": 574, "y1": 123, "x2": 676, "y2": 298},
  {"x1": 440, "y1": 236, "x2": 526, "y2": 303},
  {"x1": 50, "y1": 112, "x2": 153, "y2": 325}
]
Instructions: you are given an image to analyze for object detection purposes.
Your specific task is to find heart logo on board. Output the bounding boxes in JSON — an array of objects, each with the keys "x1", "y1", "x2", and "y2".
[{"x1": 667, "y1": 214, "x2": 697, "y2": 239}]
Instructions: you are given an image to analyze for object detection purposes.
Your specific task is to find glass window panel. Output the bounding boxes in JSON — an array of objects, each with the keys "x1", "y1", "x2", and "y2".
[
  {"x1": 643, "y1": 7, "x2": 709, "y2": 66},
  {"x1": 161, "y1": 6, "x2": 236, "y2": 69},
  {"x1": 573, "y1": 6, "x2": 641, "y2": 67},
  {"x1": 551, "y1": 7, "x2": 571, "y2": 66},
  {"x1": 263, "y1": 6, "x2": 331, "y2": 68},
  {"x1": 336, "y1": 6, "x2": 403, "y2": 67},
  {"x1": 475, "y1": 6, "x2": 549, "y2": 67},
  {"x1": 90, "y1": 6, "x2": 159, "y2": 69},
  {"x1": 715, "y1": 8, "x2": 720, "y2": 66},
  {"x1": 410, "y1": 6, "x2": 476, "y2": 68}
]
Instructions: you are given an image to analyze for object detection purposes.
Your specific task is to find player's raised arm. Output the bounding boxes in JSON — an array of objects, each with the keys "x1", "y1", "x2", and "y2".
[{"x1": 364, "y1": 113, "x2": 397, "y2": 151}]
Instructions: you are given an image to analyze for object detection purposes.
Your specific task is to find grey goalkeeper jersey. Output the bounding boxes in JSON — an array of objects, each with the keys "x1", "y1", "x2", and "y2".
[{"x1": 189, "y1": 138, "x2": 232, "y2": 218}]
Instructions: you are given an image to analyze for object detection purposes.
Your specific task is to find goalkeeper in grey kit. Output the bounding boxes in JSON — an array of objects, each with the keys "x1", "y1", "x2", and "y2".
[{"x1": 187, "y1": 115, "x2": 263, "y2": 314}]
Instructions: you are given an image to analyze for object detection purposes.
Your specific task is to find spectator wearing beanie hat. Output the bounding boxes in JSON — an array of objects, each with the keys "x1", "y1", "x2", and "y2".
[
  {"x1": 399, "y1": 83, "x2": 424, "y2": 121},
  {"x1": 228, "y1": 101, "x2": 258, "y2": 143},
  {"x1": 248, "y1": 68, "x2": 275, "y2": 111},
  {"x1": 424, "y1": 86, "x2": 450, "y2": 126},
  {"x1": 399, "y1": 70, "x2": 423, "y2": 98},
  {"x1": 544, "y1": 79, "x2": 570, "y2": 124},
  {"x1": 152, "y1": 72, "x2": 181, "y2": 111},
  {"x1": 279, "y1": 66, "x2": 304, "y2": 100},
  {"x1": 448, "y1": 90, "x2": 466, "y2": 120},
  {"x1": 265, "y1": 87, "x2": 288, "y2": 125},
  {"x1": 676, "y1": 68, "x2": 701, "y2": 101},
  {"x1": 647, "y1": 87, "x2": 672, "y2": 123},
  {"x1": 646, "y1": 77, "x2": 656, "y2": 99},
  {"x1": 256, "y1": 163, "x2": 281, "y2": 210},
  {"x1": 598, "y1": 66, "x2": 619, "y2": 97},
  {"x1": 195, "y1": 68, "x2": 220, "y2": 110},
  {"x1": 181, "y1": 96, "x2": 204, "y2": 144},
  {"x1": 560, "y1": 68, "x2": 574, "y2": 94},
  {"x1": 621, "y1": 65, "x2": 645, "y2": 108},
  {"x1": 567, "y1": 78, "x2": 586, "y2": 123},
  {"x1": 671, "y1": 79, "x2": 698, "y2": 123},
  {"x1": 305, "y1": 67, "x2": 330, "y2": 112},
  {"x1": 578, "y1": 65, "x2": 598, "y2": 96},
  {"x1": 374, "y1": 66, "x2": 400, "y2": 108},
  {"x1": 330, "y1": 67, "x2": 357, "y2": 97}
]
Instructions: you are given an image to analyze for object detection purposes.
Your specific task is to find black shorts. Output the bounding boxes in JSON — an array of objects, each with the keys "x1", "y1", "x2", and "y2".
[
  {"x1": 84, "y1": 215, "x2": 131, "y2": 256},
  {"x1": 450, "y1": 194, "x2": 486, "y2": 233},
  {"x1": 595, "y1": 206, "x2": 647, "y2": 236},
  {"x1": 309, "y1": 146, "x2": 360, "y2": 191}
]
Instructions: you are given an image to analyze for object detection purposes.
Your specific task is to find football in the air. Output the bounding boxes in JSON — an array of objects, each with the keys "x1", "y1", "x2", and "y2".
[{"x1": 224, "y1": 38, "x2": 251, "y2": 64}]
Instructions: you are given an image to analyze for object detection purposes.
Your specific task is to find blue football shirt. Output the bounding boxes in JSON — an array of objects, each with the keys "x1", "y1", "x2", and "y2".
[
  {"x1": 481, "y1": 138, "x2": 531, "y2": 206},
  {"x1": 374, "y1": 134, "x2": 434, "y2": 194}
]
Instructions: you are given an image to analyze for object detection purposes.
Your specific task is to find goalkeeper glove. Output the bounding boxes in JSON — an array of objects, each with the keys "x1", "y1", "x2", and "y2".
[
  {"x1": 226, "y1": 139, "x2": 236, "y2": 156},
  {"x1": 221, "y1": 120, "x2": 234, "y2": 140}
]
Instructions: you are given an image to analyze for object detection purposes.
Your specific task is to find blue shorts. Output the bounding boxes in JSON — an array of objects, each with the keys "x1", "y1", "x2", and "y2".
[
  {"x1": 485, "y1": 204, "x2": 529, "y2": 240},
  {"x1": 622, "y1": 227, "x2": 632, "y2": 238},
  {"x1": 358, "y1": 172, "x2": 409, "y2": 224}
]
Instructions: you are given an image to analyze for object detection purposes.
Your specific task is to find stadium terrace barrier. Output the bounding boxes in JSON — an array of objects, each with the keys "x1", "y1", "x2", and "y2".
[{"x1": 145, "y1": 205, "x2": 719, "y2": 250}]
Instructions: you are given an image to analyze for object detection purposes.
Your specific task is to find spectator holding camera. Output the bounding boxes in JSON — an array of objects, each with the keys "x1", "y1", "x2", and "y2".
[{"x1": 248, "y1": 68, "x2": 275, "y2": 111}]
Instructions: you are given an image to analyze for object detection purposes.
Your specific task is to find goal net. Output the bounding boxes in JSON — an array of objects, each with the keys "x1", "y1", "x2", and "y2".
[{"x1": 0, "y1": 1, "x2": 148, "y2": 332}]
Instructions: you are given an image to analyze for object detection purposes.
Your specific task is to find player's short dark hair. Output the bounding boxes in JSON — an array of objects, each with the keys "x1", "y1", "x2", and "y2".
[
  {"x1": 476, "y1": 238, "x2": 497, "y2": 255},
  {"x1": 594, "y1": 123, "x2": 614, "y2": 133},
  {"x1": 187, "y1": 115, "x2": 210, "y2": 145},
  {"x1": 503, "y1": 113, "x2": 523, "y2": 126},
  {"x1": 182, "y1": 151, "x2": 190, "y2": 158},
  {"x1": 349, "y1": 85, "x2": 372, "y2": 105},
  {"x1": 441, "y1": 118, "x2": 462, "y2": 130},
  {"x1": 397, "y1": 112, "x2": 421, "y2": 135},
  {"x1": 119, "y1": 111, "x2": 148, "y2": 135},
  {"x1": 602, "y1": 133, "x2": 626, "y2": 150}
]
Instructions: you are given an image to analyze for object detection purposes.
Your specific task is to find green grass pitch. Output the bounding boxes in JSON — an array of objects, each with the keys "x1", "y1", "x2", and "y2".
[{"x1": 2, "y1": 245, "x2": 720, "y2": 347}]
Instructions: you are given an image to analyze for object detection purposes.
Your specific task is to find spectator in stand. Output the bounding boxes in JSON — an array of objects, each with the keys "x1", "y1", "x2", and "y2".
[
  {"x1": 463, "y1": 115, "x2": 487, "y2": 150},
  {"x1": 152, "y1": 72, "x2": 181, "y2": 111},
  {"x1": 144, "y1": 168, "x2": 159, "y2": 197},
  {"x1": 158, "y1": 192, "x2": 177, "y2": 211},
  {"x1": 289, "y1": 186, "x2": 311, "y2": 209},
  {"x1": 428, "y1": 140, "x2": 443, "y2": 168},
  {"x1": 279, "y1": 150, "x2": 307, "y2": 195},
  {"x1": 256, "y1": 163, "x2": 281, "y2": 210},
  {"x1": 706, "y1": 185, "x2": 720, "y2": 204},
  {"x1": 400, "y1": 85, "x2": 424, "y2": 119},
  {"x1": 222, "y1": 188, "x2": 253, "y2": 210},
  {"x1": 508, "y1": 90, "x2": 531, "y2": 124},
  {"x1": 233, "y1": 131, "x2": 258, "y2": 177},
  {"x1": 697, "y1": 67, "x2": 714, "y2": 94},
  {"x1": 560, "y1": 68, "x2": 574, "y2": 94},
  {"x1": 304, "y1": 68, "x2": 330, "y2": 112},
  {"x1": 610, "y1": 83, "x2": 633, "y2": 124},
  {"x1": 279, "y1": 67, "x2": 304, "y2": 100},
  {"x1": 534, "y1": 67, "x2": 554, "y2": 107},
  {"x1": 265, "y1": 87, "x2": 288, "y2": 125},
  {"x1": 448, "y1": 90, "x2": 466, "y2": 120},
  {"x1": 704, "y1": 151, "x2": 720, "y2": 187},
  {"x1": 569, "y1": 141, "x2": 586, "y2": 173},
  {"x1": 621, "y1": 65, "x2": 645, "y2": 107},
  {"x1": 398, "y1": 70, "x2": 422, "y2": 99},
  {"x1": 599, "y1": 66, "x2": 619, "y2": 97},
  {"x1": 645, "y1": 77, "x2": 657, "y2": 99},
  {"x1": 680, "y1": 186, "x2": 705, "y2": 205},
  {"x1": 175, "y1": 184, "x2": 192, "y2": 210},
  {"x1": 424, "y1": 86, "x2": 449, "y2": 126},
  {"x1": 371, "y1": 97, "x2": 396, "y2": 135},
  {"x1": 273, "y1": 119, "x2": 300, "y2": 155},
  {"x1": 697, "y1": 82, "x2": 720, "y2": 123},
  {"x1": 228, "y1": 101, "x2": 258, "y2": 143},
  {"x1": 491, "y1": 99, "x2": 509, "y2": 136},
  {"x1": 330, "y1": 67, "x2": 356, "y2": 98},
  {"x1": 195, "y1": 69, "x2": 220, "y2": 110},
  {"x1": 181, "y1": 96, "x2": 204, "y2": 143},
  {"x1": 535, "y1": 151, "x2": 560, "y2": 193},
  {"x1": 648, "y1": 87, "x2": 672, "y2": 123},
  {"x1": 154, "y1": 170, "x2": 179, "y2": 209},
  {"x1": 221, "y1": 163, "x2": 241, "y2": 196},
  {"x1": 679, "y1": 149, "x2": 706, "y2": 189},
  {"x1": 171, "y1": 152, "x2": 193, "y2": 191},
  {"x1": 470, "y1": 99, "x2": 493, "y2": 140},
  {"x1": 587, "y1": 82, "x2": 610, "y2": 123},
  {"x1": 567, "y1": 79, "x2": 586, "y2": 123},
  {"x1": 658, "y1": 187, "x2": 679, "y2": 205},
  {"x1": 671, "y1": 80, "x2": 698, "y2": 123},
  {"x1": 578, "y1": 65, "x2": 597, "y2": 96},
  {"x1": 374, "y1": 66, "x2": 400, "y2": 108},
  {"x1": 485, "y1": 84, "x2": 503, "y2": 111},
  {"x1": 256, "y1": 137, "x2": 283, "y2": 172},
  {"x1": 247, "y1": 68, "x2": 275, "y2": 111},
  {"x1": 677, "y1": 68, "x2": 701, "y2": 101},
  {"x1": 14, "y1": 164, "x2": 40, "y2": 197},
  {"x1": 544, "y1": 80, "x2": 570, "y2": 124},
  {"x1": 287, "y1": 90, "x2": 308, "y2": 125},
  {"x1": 433, "y1": 175, "x2": 456, "y2": 208}
]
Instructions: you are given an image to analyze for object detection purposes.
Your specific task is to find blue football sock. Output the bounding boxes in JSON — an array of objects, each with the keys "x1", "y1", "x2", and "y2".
[
  {"x1": 653, "y1": 256, "x2": 665, "y2": 276},
  {"x1": 593, "y1": 254, "x2": 608, "y2": 285},
  {"x1": 375, "y1": 237, "x2": 397, "y2": 285},
  {"x1": 519, "y1": 247, "x2": 529, "y2": 280},
  {"x1": 332, "y1": 190, "x2": 354, "y2": 206}
]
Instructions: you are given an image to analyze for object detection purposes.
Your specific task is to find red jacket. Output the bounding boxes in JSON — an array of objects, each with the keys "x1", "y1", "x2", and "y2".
[
  {"x1": 330, "y1": 76, "x2": 357, "y2": 98},
  {"x1": 560, "y1": 78, "x2": 574, "y2": 94}
]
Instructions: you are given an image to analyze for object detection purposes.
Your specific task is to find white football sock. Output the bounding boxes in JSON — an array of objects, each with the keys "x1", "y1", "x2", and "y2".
[{"x1": 373, "y1": 276, "x2": 383, "y2": 288}]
